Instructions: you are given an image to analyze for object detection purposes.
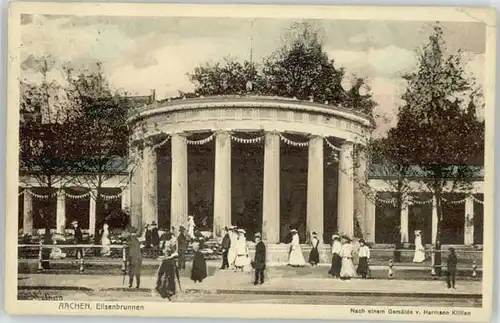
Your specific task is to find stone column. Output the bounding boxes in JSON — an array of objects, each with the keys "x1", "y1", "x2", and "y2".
[
  {"x1": 262, "y1": 132, "x2": 280, "y2": 243},
  {"x1": 89, "y1": 189, "x2": 97, "y2": 235},
  {"x1": 130, "y1": 146, "x2": 143, "y2": 231},
  {"x1": 365, "y1": 196, "x2": 376, "y2": 243},
  {"x1": 337, "y1": 140, "x2": 354, "y2": 237},
  {"x1": 464, "y1": 195, "x2": 474, "y2": 245},
  {"x1": 142, "y1": 145, "x2": 158, "y2": 226},
  {"x1": 354, "y1": 146, "x2": 368, "y2": 238},
  {"x1": 400, "y1": 200, "x2": 409, "y2": 243},
  {"x1": 431, "y1": 196, "x2": 438, "y2": 245},
  {"x1": 213, "y1": 131, "x2": 232, "y2": 237},
  {"x1": 23, "y1": 188, "x2": 33, "y2": 234},
  {"x1": 56, "y1": 189, "x2": 66, "y2": 233},
  {"x1": 121, "y1": 184, "x2": 130, "y2": 212},
  {"x1": 171, "y1": 134, "x2": 188, "y2": 232},
  {"x1": 306, "y1": 136, "x2": 323, "y2": 242}
]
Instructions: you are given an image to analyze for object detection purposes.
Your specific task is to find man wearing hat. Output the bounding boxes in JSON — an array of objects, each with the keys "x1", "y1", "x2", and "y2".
[
  {"x1": 72, "y1": 220, "x2": 84, "y2": 260},
  {"x1": 252, "y1": 233, "x2": 266, "y2": 285},
  {"x1": 220, "y1": 226, "x2": 231, "y2": 270},
  {"x1": 127, "y1": 227, "x2": 142, "y2": 288},
  {"x1": 177, "y1": 226, "x2": 188, "y2": 271},
  {"x1": 151, "y1": 222, "x2": 160, "y2": 249}
]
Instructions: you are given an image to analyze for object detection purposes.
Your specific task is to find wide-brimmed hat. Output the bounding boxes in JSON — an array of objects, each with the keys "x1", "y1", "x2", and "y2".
[
  {"x1": 179, "y1": 226, "x2": 186, "y2": 231},
  {"x1": 254, "y1": 232, "x2": 262, "y2": 238},
  {"x1": 71, "y1": 220, "x2": 78, "y2": 225},
  {"x1": 332, "y1": 234, "x2": 340, "y2": 239},
  {"x1": 290, "y1": 229, "x2": 298, "y2": 233},
  {"x1": 312, "y1": 231, "x2": 317, "y2": 236},
  {"x1": 151, "y1": 221, "x2": 157, "y2": 226},
  {"x1": 237, "y1": 229, "x2": 246, "y2": 234}
]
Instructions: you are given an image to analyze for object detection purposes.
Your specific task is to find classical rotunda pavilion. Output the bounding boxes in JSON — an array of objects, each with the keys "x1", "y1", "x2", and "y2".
[{"x1": 126, "y1": 95, "x2": 373, "y2": 243}]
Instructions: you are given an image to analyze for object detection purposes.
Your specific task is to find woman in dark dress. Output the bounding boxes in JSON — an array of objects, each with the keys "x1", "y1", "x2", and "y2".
[
  {"x1": 191, "y1": 241, "x2": 207, "y2": 283},
  {"x1": 308, "y1": 232, "x2": 320, "y2": 266}
]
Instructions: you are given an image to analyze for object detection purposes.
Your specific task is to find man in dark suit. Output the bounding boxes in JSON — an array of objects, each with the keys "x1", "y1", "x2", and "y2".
[
  {"x1": 253, "y1": 232, "x2": 266, "y2": 285},
  {"x1": 127, "y1": 227, "x2": 142, "y2": 288},
  {"x1": 144, "y1": 224, "x2": 152, "y2": 249},
  {"x1": 72, "y1": 220, "x2": 84, "y2": 260},
  {"x1": 177, "y1": 226, "x2": 188, "y2": 270},
  {"x1": 220, "y1": 226, "x2": 231, "y2": 269},
  {"x1": 151, "y1": 222, "x2": 160, "y2": 249}
]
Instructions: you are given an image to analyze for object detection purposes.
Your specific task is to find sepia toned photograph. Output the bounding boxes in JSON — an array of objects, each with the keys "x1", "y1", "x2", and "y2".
[{"x1": 4, "y1": 3, "x2": 496, "y2": 321}]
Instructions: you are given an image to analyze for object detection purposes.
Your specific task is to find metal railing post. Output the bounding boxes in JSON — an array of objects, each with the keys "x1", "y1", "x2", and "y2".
[
  {"x1": 430, "y1": 246, "x2": 436, "y2": 276},
  {"x1": 37, "y1": 241, "x2": 43, "y2": 272},
  {"x1": 121, "y1": 246, "x2": 127, "y2": 273},
  {"x1": 472, "y1": 260, "x2": 477, "y2": 278},
  {"x1": 79, "y1": 249, "x2": 84, "y2": 273},
  {"x1": 388, "y1": 258, "x2": 394, "y2": 279}
]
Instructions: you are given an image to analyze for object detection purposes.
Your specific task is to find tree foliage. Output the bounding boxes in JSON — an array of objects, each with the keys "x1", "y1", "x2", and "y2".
[
  {"x1": 376, "y1": 25, "x2": 484, "y2": 270},
  {"x1": 19, "y1": 57, "x2": 81, "y2": 189},
  {"x1": 185, "y1": 22, "x2": 377, "y2": 117}
]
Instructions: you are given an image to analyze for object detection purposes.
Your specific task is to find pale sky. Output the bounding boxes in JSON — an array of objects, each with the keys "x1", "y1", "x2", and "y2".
[{"x1": 20, "y1": 15, "x2": 486, "y2": 136}]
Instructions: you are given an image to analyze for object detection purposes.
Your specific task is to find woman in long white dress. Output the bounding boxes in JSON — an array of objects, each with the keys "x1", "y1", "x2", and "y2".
[
  {"x1": 288, "y1": 229, "x2": 306, "y2": 267},
  {"x1": 101, "y1": 223, "x2": 111, "y2": 256},
  {"x1": 226, "y1": 227, "x2": 238, "y2": 269},
  {"x1": 187, "y1": 215, "x2": 196, "y2": 240},
  {"x1": 340, "y1": 236, "x2": 356, "y2": 280},
  {"x1": 233, "y1": 229, "x2": 250, "y2": 271},
  {"x1": 413, "y1": 230, "x2": 426, "y2": 263}
]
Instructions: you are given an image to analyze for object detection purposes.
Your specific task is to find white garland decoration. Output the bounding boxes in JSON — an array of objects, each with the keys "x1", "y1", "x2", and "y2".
[
  {"x1": 324, "y1": 138, "x2": 341, "y2": 151},
  {"x1": 230, "y1": 134, "x2": 265, "y2": 144},
  {"x1": 66, "y1": 191, "x2": 91, "y2": 200},
  {"x1": 278, "y1": 133, "x2": 309, "y2": 147},
  {"x1": 472, "y1": 195, "x2": 484, "y2": 204},
  {"x1": 101, "y1": 193, "x2": 122, "y2": 201},
  {"x1": 186, "y1": 133, "x2": 215, "y2": 146},
  {"x1": 151, "y1": 135, "x2": 171, "y2": 150},
  {"x1": 26, "y1": 190, "x2": 55, "y2": 199}
]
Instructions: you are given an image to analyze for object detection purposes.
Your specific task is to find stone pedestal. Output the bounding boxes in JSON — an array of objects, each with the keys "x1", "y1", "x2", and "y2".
[
  {"x1": 171, "y1": 134, "x2": 188, "y2": 232},
  {"x1": 56, "y1": 190, "x2": 66, "y2": 233},
  {"x1": 431, "y1": 196, "x2": 438, "y2": 245},
  {"x1": 23, "y1": 189, "x2": 33, "y2": 234},
  {"x1": 142, "y1": 145, "x2": 158, "y2": 225},
  {"x1": 262, "y1": 132, "x2": 280, "y2": 243},
  {"x1": 213, "y1": 131, "x2": 232, "y2": 237},
  {"x1": 130, "y1": 146, "x2": 143, "y2": 231},
  {"x1": 337, "y1": 141, "x2": 354, "y2": 237},
  {"x1": 464, "y1": 195, "x2": 474, "y2": 245},
  {"x1": 306, "y1": 136, "x2": 324, "y2": 241},
  {"x1": 89, "y1": 190, "x2": 97, "y2": 235},
  {"x1": 400, "y1": 204, "x2": 409, "y2": 243}
]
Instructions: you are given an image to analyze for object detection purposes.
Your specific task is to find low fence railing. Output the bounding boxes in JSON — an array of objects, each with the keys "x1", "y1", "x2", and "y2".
[{"x1": 18, "y1": 244, "x2": 482, "y2": 278}]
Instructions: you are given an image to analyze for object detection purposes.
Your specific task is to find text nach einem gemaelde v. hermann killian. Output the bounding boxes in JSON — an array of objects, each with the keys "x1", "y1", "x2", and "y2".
[{"x1": 350, "y1": 308, "x2": 472, "y2": 317}]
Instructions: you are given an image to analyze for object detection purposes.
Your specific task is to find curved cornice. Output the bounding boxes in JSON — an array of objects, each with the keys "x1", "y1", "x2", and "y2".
[{"x1": 128, "y1": 95, "x2": 373, "y2": 128}]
